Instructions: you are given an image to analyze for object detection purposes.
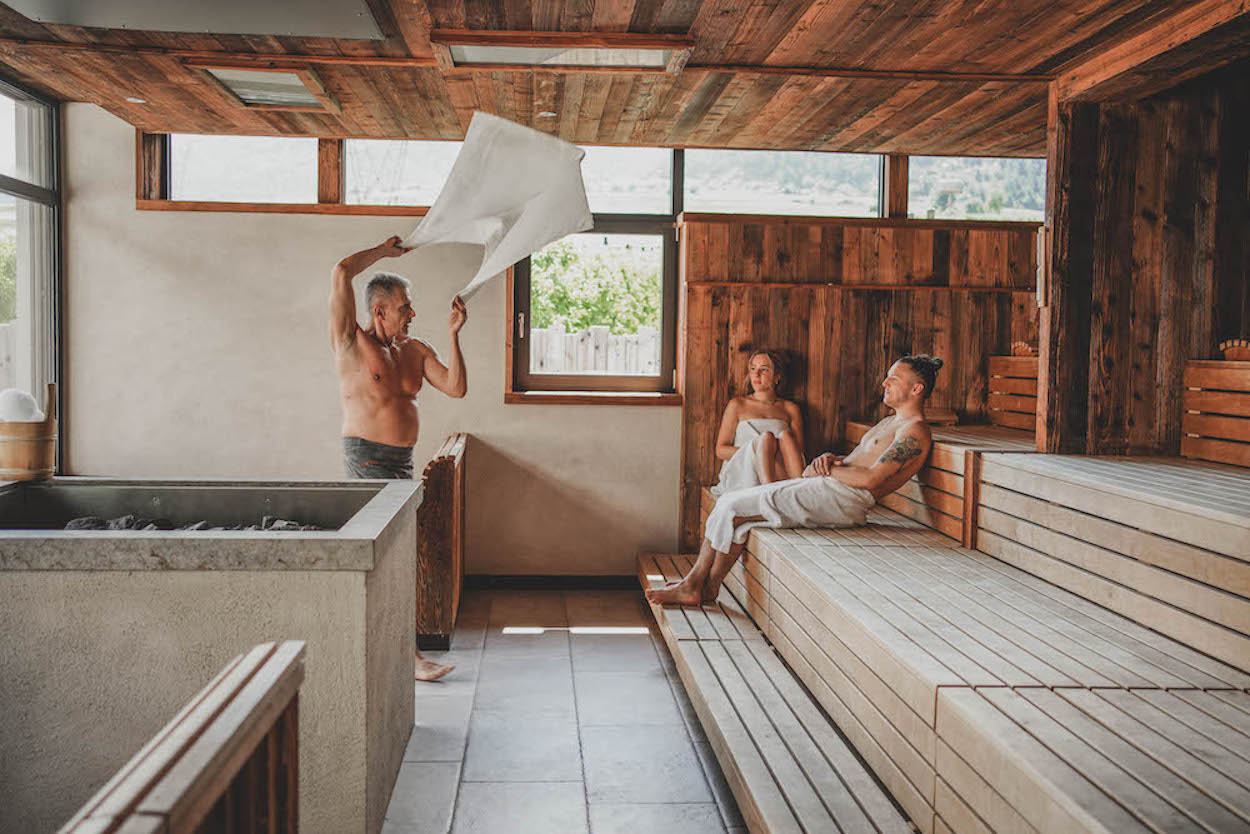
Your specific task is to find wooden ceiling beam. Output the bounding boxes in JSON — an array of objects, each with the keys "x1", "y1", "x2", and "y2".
[
  {"x1": 1055, "y1": 0, "x2": 1249, "y2": 101},
  {"x1": 428, "y1": 29, "x2": 696, "y2": 50},
  {"x1": 0, "y1": 37, "x2": 438, "y2": 67},
  {"x1": 683, "y1": 64, "x2": 1051, "y2": 83}
]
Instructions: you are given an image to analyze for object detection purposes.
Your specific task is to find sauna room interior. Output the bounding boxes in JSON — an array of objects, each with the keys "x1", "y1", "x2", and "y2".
[{"x1": 0, "y1": 1, "x2": 1247, "y2": 833}]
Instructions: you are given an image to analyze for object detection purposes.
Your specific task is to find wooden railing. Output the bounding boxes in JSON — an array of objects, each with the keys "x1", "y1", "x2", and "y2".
[
  {"x1": 60, "y1": 641, "x2": 305, "y2": 834},
  {"x1": 417, "y1": 432, "x2": 468, "y2": 650}
]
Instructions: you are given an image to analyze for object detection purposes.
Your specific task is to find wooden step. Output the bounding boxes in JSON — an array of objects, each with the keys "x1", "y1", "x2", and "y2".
[{"x1": 639, "y1": 554, "x2": 914, "y2": 834}]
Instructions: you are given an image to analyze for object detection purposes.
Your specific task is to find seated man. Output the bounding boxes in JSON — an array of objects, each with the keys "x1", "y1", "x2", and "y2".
[{"x1": 647, "y1": 354, "x2": 943, "y2": 606}]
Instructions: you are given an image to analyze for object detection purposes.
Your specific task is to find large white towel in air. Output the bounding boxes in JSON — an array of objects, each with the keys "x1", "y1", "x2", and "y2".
[
  {"x1": 704, "y1": 477, "x2": 875, "y2": 553},
  {"x1": 403, "y1": 112, "x2": 593, "y2": 301},
  {"x1": 710, "y1": 418, "x2": 792, "y2": 497}
]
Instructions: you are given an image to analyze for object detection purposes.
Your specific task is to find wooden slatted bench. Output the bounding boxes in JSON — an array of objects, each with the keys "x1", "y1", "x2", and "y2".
[
  {"x1": 416, "y1": 432, "x2": 468, "y2": 650},
  {"x1": 673, "y1": 492, "x2": 1250, "y2": 833},
  {"x1": 1182, "y1": 358, "x2": 1250, "y2": 467},
  {"x1": 844, "y1": 423, "x2": 1035, "y2": 545},
  {"x1": 60, "y1": 641, "x2": 304, "y2": 834},
  {"x1": 639, "y1": 553, "x2": 914, "y2": 834},
  {"x1": 976, "y1": 452, "x2": 1250, "y2": 671}
]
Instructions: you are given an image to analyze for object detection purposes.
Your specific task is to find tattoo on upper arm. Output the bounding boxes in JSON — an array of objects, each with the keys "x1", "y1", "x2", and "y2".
[{"x1": 878, "y1": 435, "x2": 923, "y2": 466}]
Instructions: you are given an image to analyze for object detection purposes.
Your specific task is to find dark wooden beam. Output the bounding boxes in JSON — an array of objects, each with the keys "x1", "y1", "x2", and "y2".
[
  {"x1": 429, "y1": 30, "x2": 696, "y2": 50},
  {"x1": 1055, "y1": 0, "x2": 1250, "y2": 101},
  {"x1": 317, "y1": 139, "x2": 342, "y2": 204},
  {"x1": 683, "y1": 64, "x2": 1051, "y2": 83},
  {"x1": 135, "y1": 131, "x2": 167, "y2": 200},
  {"x1": 0, "y1": 37, "x2": 438, "y2": 67},
  {"x1": 883, "y1": 154, "x2": 909, "y2": 218},
  {"x1": 1037, "y1": 98, "x2": 1100, "y2": 453}
]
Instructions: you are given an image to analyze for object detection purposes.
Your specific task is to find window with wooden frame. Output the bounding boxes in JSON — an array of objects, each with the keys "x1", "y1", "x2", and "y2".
[{"x1": 507, "y1": 148, "x2": 680, "y2": 403}]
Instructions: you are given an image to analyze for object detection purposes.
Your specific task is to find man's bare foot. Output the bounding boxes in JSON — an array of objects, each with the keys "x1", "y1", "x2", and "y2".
[
  {"x1": 645, "y1": 583, "x2": 702, "y2": 606},
  {"x1": 416, "y1": 656, "x2": 454, "y2": 681},
  {"x1": 701, "y1": 587, "x2": 721, "y2": 605}
]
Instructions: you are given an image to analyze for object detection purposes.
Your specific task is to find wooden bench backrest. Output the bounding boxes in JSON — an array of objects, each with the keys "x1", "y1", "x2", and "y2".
[
  {"x1": 417, "y1": 432, "x2": 468, "y2": 645},
  {"x1": 987, "y1": 355, "x2": 1038, "y2": 431},
  {"x1": 1183, "y1": 360, "x2": 1250, "y2": 467},
  {"x1": 60, "y1": 640, "x2": 305, "y2": 834}
]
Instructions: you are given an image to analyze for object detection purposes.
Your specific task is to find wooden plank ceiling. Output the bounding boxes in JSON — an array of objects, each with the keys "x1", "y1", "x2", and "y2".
[{"x1": 0, "y1": 0, "x2": 1243, "y2": 156}]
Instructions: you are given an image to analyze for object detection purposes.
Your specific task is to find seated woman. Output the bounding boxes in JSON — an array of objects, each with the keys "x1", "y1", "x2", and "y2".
[{"x1": 711, "y1": 350, "x2": 805, "y2": 496}]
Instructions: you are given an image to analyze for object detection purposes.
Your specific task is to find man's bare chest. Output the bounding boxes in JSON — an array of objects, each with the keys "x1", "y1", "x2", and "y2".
[{"x1": 353, "y1": 340, "x2": 423, "y2": 395}]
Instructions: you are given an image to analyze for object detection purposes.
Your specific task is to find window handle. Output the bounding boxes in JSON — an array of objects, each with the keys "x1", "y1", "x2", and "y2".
[{"x1": 517, "y1": 312, "x2": 526, "y2": 338}]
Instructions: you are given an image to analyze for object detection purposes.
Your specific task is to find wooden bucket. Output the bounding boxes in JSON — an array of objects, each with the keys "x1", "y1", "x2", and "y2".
[{"x1": 0, "y1": 383, "x2": 56, "y2": 481}]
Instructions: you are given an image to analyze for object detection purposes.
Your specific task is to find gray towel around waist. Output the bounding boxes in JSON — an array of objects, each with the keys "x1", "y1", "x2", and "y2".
[{"x1": 342, "y1": 436, "x2": 415, "y2": 480}]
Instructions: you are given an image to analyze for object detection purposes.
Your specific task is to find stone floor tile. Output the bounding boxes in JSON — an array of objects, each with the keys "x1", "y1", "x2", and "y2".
[
  {"x1": 405, "y1": 695, "x2": 474, "y2": 762},
  {"x1": 574, "y1": 670, "x2": 683, "y2": 726},
  {"x1": 482, "y1": 626, "x2": 572, "y2": 660},
  {"x1": 488, "y1": 590, "x2": 569, "y2": 627},
  {"x1": 473, "y1": 655, "x2": 575, "y2": 720},
  {"x1": 384, "y1": 761, "x2": 460, "y2": 831},
  {"x1": 462, "y1": 713, "x2": 582, "y2": 782},
  {"x1": 564, "y1": 590, "x2": 647, "y2": 627},
  {"x1": 588, "y1": 803, "x2": 724, "y2": 834},
  {"x1": 570, "y1": 633, "x2": 662, "y2": 674},
  {"x1": 451, "y1": 782, "x2": 588, "y2": 834},
  {"x1": 695, "y1": 741, "x2": 745, "y2": 829},
  {"x1": 582, "y1": 725, "x2": 713, "y2": 804}
]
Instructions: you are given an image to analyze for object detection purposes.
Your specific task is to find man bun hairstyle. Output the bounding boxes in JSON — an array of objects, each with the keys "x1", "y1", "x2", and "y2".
[
  {"x1": 743, "y1": 349, "x2": 789, "y2": 397},
  {"x1": 365, "y1": 271, "x2": 411, "y2": 313},
  {"x1": 899, "y1": 354, "x2": 944, "y2": 400}
]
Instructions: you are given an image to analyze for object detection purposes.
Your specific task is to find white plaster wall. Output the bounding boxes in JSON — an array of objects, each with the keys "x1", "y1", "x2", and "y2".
[{"x1": 63, "y1": 104, "x2": 681, "y2": 573}]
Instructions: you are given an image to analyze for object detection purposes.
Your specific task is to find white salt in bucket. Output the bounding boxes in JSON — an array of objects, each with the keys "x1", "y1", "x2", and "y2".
[{"x1": 0, "y1": 383, "x2": 56, "y2": 481}]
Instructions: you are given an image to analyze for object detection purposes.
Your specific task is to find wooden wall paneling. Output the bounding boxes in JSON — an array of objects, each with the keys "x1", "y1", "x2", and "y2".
[
  {"x1": 1039, "y1": 99, "x2": 1099, "y2": 453},
  {"x1": 885, "y1": 154, "x2": 909, "y2": 218},
  {"x1": 1212, "y1": 64, "x2": 1250, "y2": 345},
  {"x1": 1085, "y1": 104, "x2": 1136, "y2": 454}
]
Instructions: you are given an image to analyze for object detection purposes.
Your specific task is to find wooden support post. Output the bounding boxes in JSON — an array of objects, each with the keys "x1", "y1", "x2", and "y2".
[
  {"x1": 317, "y1": 139, "x2": 342, "y2": 204},
  {"x1": 135, "y1": 131, "x2": 168, "y2": 200},
  {"x1": 1037, "y1": 96, "x2": 1100, "y2": 454},
  {"x1": 961, "y1": 450, "x2": 982, "y2": 550},
  {"x1": 883, "y1": 154, "x2": 909, "y2": 218}
]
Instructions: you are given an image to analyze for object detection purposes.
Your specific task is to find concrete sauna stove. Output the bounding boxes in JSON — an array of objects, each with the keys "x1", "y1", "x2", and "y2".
[{"x1": 0, "y1": 477, "x2": 421, "y2": 834}]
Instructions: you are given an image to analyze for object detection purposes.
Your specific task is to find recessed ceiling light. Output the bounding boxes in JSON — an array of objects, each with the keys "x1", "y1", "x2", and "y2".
[
  {"x1": 538, "y1": 111, "x2": 557, "y2": 117},
  {"x1": 125, "y1": 97, "x2": 147, "y2": 104}
]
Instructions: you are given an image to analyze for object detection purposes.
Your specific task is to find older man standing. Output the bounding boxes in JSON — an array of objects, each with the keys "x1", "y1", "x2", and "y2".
[{"x1": 331, "y1": 235, "x2": 468, "y2": 681}]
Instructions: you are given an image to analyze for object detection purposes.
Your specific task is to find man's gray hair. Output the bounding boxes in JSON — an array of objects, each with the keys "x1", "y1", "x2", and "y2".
[{"x1": 365, "y1": 271, "x2": 411, "y2": 312}]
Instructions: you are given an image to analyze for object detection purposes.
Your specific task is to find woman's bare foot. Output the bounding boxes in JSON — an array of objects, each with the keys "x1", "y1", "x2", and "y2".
[
  {"x1": 645, "y1": 583, "x2": 702, "y2": 606},
  {"x1": 416, "y1": 655, "x2": 454, "y2": 682}
]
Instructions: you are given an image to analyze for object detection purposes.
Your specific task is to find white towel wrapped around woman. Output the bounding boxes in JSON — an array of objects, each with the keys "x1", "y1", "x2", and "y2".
[
  {"x1": 710, "y1": 418, "x2": 791, "y2": 496},
  {"x1": 704, "y1": 476, "x2": 875, "y2": 553}
]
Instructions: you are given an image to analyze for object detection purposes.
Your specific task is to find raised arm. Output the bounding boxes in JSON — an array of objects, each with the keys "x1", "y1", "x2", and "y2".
[
  {"x1": 715, "y1": 399, "x2": 741, "y2": 461},
  {"x1": 421, "y1": 296, "x2": 468, "y2": 398},
  {"x1": 329, "y1": 236, "x2": 409, "y2": 351}
]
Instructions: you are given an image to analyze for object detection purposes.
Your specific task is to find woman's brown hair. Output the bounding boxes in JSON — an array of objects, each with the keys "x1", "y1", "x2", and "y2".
[{"x1": 741, "y1": 350, "x2": 788, "y2": 397}]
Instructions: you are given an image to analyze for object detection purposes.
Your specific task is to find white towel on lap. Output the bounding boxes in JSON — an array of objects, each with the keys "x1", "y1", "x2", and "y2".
[
  {"x1": 704, "y1": 477, "x2": 875, "y2": 553},
  {"x1": 710, "y1": 418, "x2": 791, "y2": 496}
]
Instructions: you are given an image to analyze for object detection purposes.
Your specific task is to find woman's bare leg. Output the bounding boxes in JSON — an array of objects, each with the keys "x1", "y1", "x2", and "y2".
[
  {"x1": 415, "y1": 648, "x2": 454, "y2": 681},
  {"x1": 754, "y1": 432, "x2": 780, "y2": 483},
  {"x1": 778, "y1": 430, "x2": 805, "y2": 479}
]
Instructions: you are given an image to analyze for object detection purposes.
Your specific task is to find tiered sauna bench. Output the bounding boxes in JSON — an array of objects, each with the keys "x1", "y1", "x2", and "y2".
[
  {"x1": 976, "y1": 453, "x2": 1250, "y2": 671},
  {"x1": 656, "y1": 486, "x2": 1250, "y2": 834}
]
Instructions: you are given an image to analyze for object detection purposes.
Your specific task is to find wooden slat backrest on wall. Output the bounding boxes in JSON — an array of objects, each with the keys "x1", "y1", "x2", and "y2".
[
  {"x1": 678, "y1": 215, "x2": 1039, "y2": 549},
  {"x1": 417, "y1": 432, "x2": 468, "y2": 649},
  {"x1": 1183, "y1": 360, "x2": 1250, "y2": 468},
  {"x1": 60, "y1": 641, "x2": 304, "y2": 834},
  {"x1": 987, "y1": 356, "x2": 1039, "y2": 431}
]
